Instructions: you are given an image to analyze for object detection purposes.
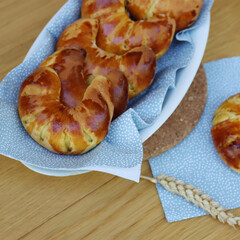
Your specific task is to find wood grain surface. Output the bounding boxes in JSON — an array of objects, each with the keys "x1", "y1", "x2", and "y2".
[{"x1": 1, "y1": 0, "x2": 240, "y2": 239}]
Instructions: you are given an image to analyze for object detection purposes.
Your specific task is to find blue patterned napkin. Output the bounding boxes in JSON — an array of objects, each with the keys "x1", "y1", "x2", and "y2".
[
  {"x1": 149, "y1": 57, "x2": 240, "y2": 222},
  {"x1": 0, "y1": 0, "x2": 213, "y2": 182}
]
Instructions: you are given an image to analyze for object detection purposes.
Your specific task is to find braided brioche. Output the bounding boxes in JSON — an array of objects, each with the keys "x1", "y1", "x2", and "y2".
[
  {"x1": 18, "y1": 48, "x2": 114, "y2": 155},
  {"x1": 211, "y1": 94, "x2": 240, "y2": 173},
  {"x1": 81, "y1": 0, "x2": 176, "y2": 58},
  {"x1": 57, "y1": 18, "x2": 156, "y2": 100},
  {"x1": 126, "y1": 0, "x2": 204, "y2": 31}
]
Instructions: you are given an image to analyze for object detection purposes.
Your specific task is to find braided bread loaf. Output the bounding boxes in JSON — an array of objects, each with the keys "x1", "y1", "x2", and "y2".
[{"x1": 211, "y1": 94, "x2": 240, "y2": 173}]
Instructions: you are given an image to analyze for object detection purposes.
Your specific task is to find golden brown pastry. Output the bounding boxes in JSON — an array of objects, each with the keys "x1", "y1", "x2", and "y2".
[
  {"x1": 18, "y1": 18, "x2": 157, "y2": 155},
  {"x1": 211, "y1": 93, "x2": 240, "y2": 173},
  {"x1": 81, "y1": 0, "x2": 176, "y2": 58},
  {"x1": 18, "y1": 48, "x2": 114, "y2": 155},
  {"x1": 57, "y1": 18, "x2": 157, "y2": 99},
  {"x1": 126, "y1": 0, "x2": 204, "y2": 31}
]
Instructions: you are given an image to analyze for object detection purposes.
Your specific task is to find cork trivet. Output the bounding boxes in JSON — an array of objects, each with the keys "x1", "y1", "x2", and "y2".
[{"x1": 143, "y1": 64, "x2": 207, "y2": 160}]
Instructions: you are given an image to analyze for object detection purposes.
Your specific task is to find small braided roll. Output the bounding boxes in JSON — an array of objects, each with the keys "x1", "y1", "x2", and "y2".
[
  {"x1": 18, "y1": 48, "x2": 114, "y2": 155},
  {"x1": 126, "y1": 0, "x2": 204, "y2": 31},
  {"x1": 211, "y1": 93, "x2": 240, "y2": 173},
  {"x1": 57, "y1": 18, "x2": 157, "y2": 100},
  {"x1": 81, "y1": 0, "x2": 176, "y2": 58}
]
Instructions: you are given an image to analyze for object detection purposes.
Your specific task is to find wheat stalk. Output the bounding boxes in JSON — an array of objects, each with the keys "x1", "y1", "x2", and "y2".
[{"x1": 141, "y1": 174, "x2": 240, "y2": 229}]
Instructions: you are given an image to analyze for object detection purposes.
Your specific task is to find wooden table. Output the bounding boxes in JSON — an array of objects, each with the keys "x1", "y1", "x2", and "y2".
[{"x1": 1, "y1": 1, "x2": 240, "y2": 239}]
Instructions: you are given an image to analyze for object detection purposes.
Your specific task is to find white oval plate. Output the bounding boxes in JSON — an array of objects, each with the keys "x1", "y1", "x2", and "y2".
[{"x1": 22, "y1": 14, "x2": 210, "y2": 177}]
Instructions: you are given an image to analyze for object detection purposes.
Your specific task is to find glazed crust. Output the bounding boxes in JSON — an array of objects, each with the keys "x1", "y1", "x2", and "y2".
[
  {"x1": 211, "y1": 93, "x2": 240, "y2": 173},
  {"x1": 18, "y1": 18, "x2": 157, "y2": 155},
  {"x1": 81, "y1": 0, "x2": 176, "y2": 58},
  {"x1": 57, "y1": 18, "x2": 157, "y2": 100},
  {"x1": 18, "y1": 48, "x2": 114, "y2": 155},
  {"x1": 126, "y1": 0, "x2": 204, "y2": 32}
]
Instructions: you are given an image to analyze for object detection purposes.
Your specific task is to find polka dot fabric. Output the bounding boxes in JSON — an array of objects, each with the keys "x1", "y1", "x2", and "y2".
[
  {"x1": 149, "y1": 57, "x2": 240, "y2": 222},
  {"x1": 0, "y1": 0, "x2": 213, "y2": 182}
]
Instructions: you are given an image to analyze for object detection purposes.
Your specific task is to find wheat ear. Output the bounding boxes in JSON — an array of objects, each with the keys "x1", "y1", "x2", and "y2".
[{"x1": 141, "y1": 174, "x2": 240, "y2": 229}]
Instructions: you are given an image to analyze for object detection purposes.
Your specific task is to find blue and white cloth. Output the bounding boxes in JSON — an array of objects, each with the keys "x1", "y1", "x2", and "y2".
[
  {"x1": 149, "y1": 57, "x2": 240, "y2": 222},
  {"x1": 0, "y1": 0, "x2": 213, "y2": 182}
]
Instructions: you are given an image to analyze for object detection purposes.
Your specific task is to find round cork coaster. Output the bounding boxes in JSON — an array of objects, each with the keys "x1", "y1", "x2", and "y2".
[{"x1": 143, "y1": 64, "x2": 207, "y2": 161}]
